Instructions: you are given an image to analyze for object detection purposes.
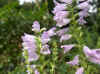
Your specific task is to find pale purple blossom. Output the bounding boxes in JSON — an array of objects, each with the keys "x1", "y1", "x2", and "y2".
[
  {"x1": 75, "y1": 67, "x2": 84, "y2": 74},
  {"x1": 54, "y1": 11, "x2": 68, "y2": 20},
  {"x1": 61, "y1": 44, "x2": 75, "y2": 53},
  {"x1": 88, "y1": 56, "x2": 100, "y2": 64},
  {"x1": 40, "y1": 44, "x2": 51, "y2": 55},
  {"x1": 56, "y1": 18, "x2": 70, "y2": 27},
  {"x1": 47, "y1": 27, "x2": 56, "y2": 37},
  {"x1": 60, "y1": 34, "x2": 72, "y2": 42},
  {"x1": 56, "y1": 28, "x2": 69, "y2": 36},
  {"x1": 79, "y1": 9, "x2": 89, "y2": 17},
  {"x1": 52, "y1": 3, "x2": 67, "y2": 14},
  {"x1": 28, "y1": 52, "x2": 39, "y2": 62},
  {"x1": 77, "y1": 1, "x2": 90, "y2": 9},
  {"x1": 54, "y1": 11, "x2": 70, "y2": 27},
  {"x1": 32, "y1": 21, "x2": 40, "y2": 32},
  {"x1": 67, "y1": 55, "x2": 79, "y2": 66},
  {"x1": 83, "y1": 46, "x2": 92, "y2": 58},
  {"x1": 53, "y1": 0, "x2": 59, "y2": 5},
  {"x1": 34, "y1": 69, "x2": 40, "y2": 74},
  {"x1": 78, "y1": 8, "x2": 89, "y2": 24},
  {"x1": 90, "y1": 49, "x2": 100, "y2": 59},
  {"x1": 83, "y1": 46, "x2": 100, "y2": 64},
  {"x1": 22, "y1": 33, "x2": 37, "y2": 52},
  {"x1": 77, "y1": 1, "x2": 90, "y2": 25},
  {"x1": 22, "y1": 33, "x2": 36, "y2": 43},
  {"x1": 53, "y1": 0, "x2": 71, "y2": 27},
  {"x1": 41, "y1": 27, "x2": 56, "y2": 44},
  {"x1": 22, "y1": 33, "x2": 39, "y2": 62},
  {"x1": 22, "y1": 42, "x2": 37, "y2": 52},
  {"x1": 41, "y1": 31, "x2": 51, "y2": 44}
]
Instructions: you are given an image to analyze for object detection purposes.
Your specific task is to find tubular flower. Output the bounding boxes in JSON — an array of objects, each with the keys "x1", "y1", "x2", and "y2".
[
  {"x1": 83, "y1": 46, "x2": 100, "y2": 64},
  {"x1": 77, "y1": 0, "x2": 90, "y2": 25},
  {"x1": 22, "y1": 33, "x2": 39, "y2": 62},
  {"x1": 67, "y1": 55, "x2": 79, "y2": 66},
  {"x1": 77, "y1": 1, "x2": 90, "y2": 9},
  {"x1": 53, "y1": 0, "x2": 71, "y2": 27},
  {"x1": 41, "y1": 31, "x2": 51, "y2": 44},
  {"x1": 34, "y1": 69, "x2": 40, "y2": 74},
  {"x1": 32, "y1": 21, "x2": 40, "y2": 32},
  {"x1": 75, "y1": 67, "x2": 84, "y2": 74},
  {"x1": 52, "y1": 3, "x2": 67, "y2": 14},
  {"x1": 56, "y1": 28, "x2": 69, "y2": 36},
  {"x1": 61, "y1": 44, "x2": 75, "y2": 53},
  {"x1": 54, "y1": 11, "x2": 70, "y2": 27},
  {"x1": 60, "y1": 34, "x2": 72, "y2": 42},
  {"x1": 47, "y1": 27, "x2": 56, "y2": 37}
]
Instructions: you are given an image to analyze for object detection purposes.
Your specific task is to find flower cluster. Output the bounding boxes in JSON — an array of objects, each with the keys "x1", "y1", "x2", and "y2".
[
  {"x1": 22, "y1": 21, "x2": 57, "y2": 73},
  {"x1": 22, "y1": 33, "x2": 39, "y2": 62},
  {"x1": 53, "y1": 0, "x2": 90, "y2": 26},
  {"x1": 53, "y1": 0, "x2": 71, "y2": 27},
  {"x1": 77, "y1": 0, "x2": 90, "y2": 25},
  {"x1": 21, "y1": 0, "x2": 99, "y2": 74}
]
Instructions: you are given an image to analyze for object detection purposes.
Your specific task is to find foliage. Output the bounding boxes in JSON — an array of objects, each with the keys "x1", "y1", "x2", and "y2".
[{"x1": 0, "y1": 0, "x2": 53, "y2": 73}]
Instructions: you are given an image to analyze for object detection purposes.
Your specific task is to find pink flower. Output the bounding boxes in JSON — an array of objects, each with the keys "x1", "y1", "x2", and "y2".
[
  {"x1": 28, "y1": 52, "x2": 39, "y2": 62},
  {"x1": 32, "y1": 21, "x2": 40, "y2": 32},
  {"x1": 54, "y1": 11, "x2": 69, "y2": 20},
  {"x1": 41, "y1": 31, "x2": 51, "y2": 44},
  {"x1": 34, "y1": 69, "x2": 40, "y2": 74},
  {"x1": 75, "y1": 67, "x2": 84, "y2": 74},
  {"x1": 54, "y1": 11, "x2": 70, "y2": 27},
  {"x1": 22, "y1": 33, "x2": 37, "y2": 52},
  {"x1": 52, "y1": 3, "x2": 67, "y2": 14},
  {"x1": 83, "y1": 46, "x2": 100, "y2": 64},
  {"x1": 60, "y1": 34, "x2": 72, "y2": 42},
  {"x1": 53, "y1": 0, "x2": 71, "y2": 27},
  {"x1": 67, "y1": 55, "x2": 79, "y2": 66},
  {"x1": 22, "y1": 33, "x2": 39, "y2": 62},
  {"x1": 47, "y1": 27, "x2": 56, "y2": 37},
  {"x1": 56, "y1": 18, "x2": 70, "y2": 27},
  {"x1": 79, "y1": 9, "x2": 89, "y2": 17},
  {"x1": 61, "y1": 44, "x2": 75, "y2": 53},
  {"x1": 77, "y1": 1, "x2": 90, "y2": 9},
  {"x1": 56, "y1": 28, "x2": 69, "y2": 36},
  {"x1": 83, "y1": 46, "x2": 92, "y2": 57},
  {"x1": 77, "y1": 1, "x2": 90, "y2": 25},
  {"x1": 53, "y1": 0, "x2": 59, "y2": 5}
]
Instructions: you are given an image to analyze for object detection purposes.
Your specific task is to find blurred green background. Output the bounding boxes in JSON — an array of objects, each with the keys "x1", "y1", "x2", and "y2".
[{"x1": 0, "y1": 0, "x2": 55, "y2": 73}]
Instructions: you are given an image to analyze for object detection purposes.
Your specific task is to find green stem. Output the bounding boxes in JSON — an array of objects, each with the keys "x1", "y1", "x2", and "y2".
[{"x1": 50, "y1": 42, "x2": 58, "y2": 74}]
